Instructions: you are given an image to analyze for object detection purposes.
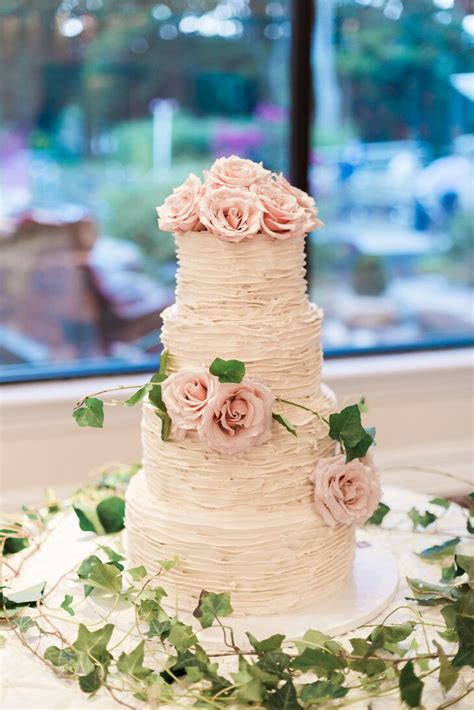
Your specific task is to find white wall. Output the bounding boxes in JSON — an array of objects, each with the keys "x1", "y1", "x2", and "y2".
[{"x1": 1, "y1": 349, "x2": 473, "y2": 510}]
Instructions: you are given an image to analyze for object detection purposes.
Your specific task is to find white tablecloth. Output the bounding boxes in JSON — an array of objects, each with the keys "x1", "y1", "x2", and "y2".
[{"x1": 1, "y1": 486, "x2": 472, "y2": 709}]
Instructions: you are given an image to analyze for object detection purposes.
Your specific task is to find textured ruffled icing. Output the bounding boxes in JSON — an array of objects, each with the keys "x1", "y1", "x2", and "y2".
[{"x1": 125, "y1": 232, "x2": 355, "y2": 615}]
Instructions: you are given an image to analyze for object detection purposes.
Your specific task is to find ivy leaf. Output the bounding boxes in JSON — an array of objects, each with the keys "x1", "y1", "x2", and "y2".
[
  {"x1": 300, "y1": 680, "x2": 348, "y2": 704},
  {"x1": 272, "y1": 413, "x2": 297, "y2": 436},
  {"x1": 406, "y1": 577, "x2": 461, "y2": 606},
  {"x1": 434, "y1": 640, "x2": 459, "y2": 692},
  {"x1": 345, "y1": 431, "x2": 374, "y2": 462},
  {"x1": 13, "y1": 616, "x2": 37, "y2": 632},
  {"x1": 456, "y1": 553, "x2": 474, "y2": 582},
  {"x1": 79, "y1": 667, "x2": 101, "y2": 694},
  {"x1": 73, "y1": 504, "x2": 104, "y2": 534},
  {"x1": 167, "y1": 620, "x2": 198, "y2": 653},
  {"x1": 1, "y1": 528, "x2": 29, "y2": 555},
  {"x1": 99, "y1": 545, "x2": 125, "y2": 571},
  {"x1": 97, "y1": 496, "x2": 125, "y2": 533},
  {"x1": 117, "y1": 640, "x2": 152, "y2": 680},
  {"x1": 399, "y1": 660, "x2": 424, "y2": 708},
  {"x1": 429, "y1": 497, "x2": 451, "y2": 509},
  {"x1": 192, "y1": 590, "x2": 233, "y2": 629},
  {"x1": 44, "y1": 645, "x2": 77, "y2": 669},
  {"x1": 407, "y1": 507, "x2": 437, "y2": 529},
  {"x1": 232, "y1": 657, "x2": 266, "y2": 704},
  {"x1": 369, "y1": 622, "x2": 415, "y2": 649},
  {"x1": 85, "y1": 562, "x2": 122, "y2": 595},
  {"x1": 3, "y1": 581, "x2": 46, "y2": 609},
  {"x1": 124, "y1": 385, "x2": 151, "y2": 406},
  {"x1": 349, "y1": 638, "x2": 386, "y2": 676},
  {"x1": 417, "y1": 537, "x2": 460, "y2": 561},
  {"x1": 467, "y1": 518, "x2": 474, "y2": 535},
  {"x1": 73, "y1": 397, "x2": 104, "y2": 428},
  {"x1": 246, "y1": 632, "x2": 286, "y2": 654},
  {"x1": 257, "y1": 651, "x2": 292, "y2": 681},
  {"x1": 292, "y1": 646, "x2": 345, "y2": 676},
  {"x1": 328, "y1": 404, "x2": 366, "y2": 447},
  {"x1": 158, "y1": 556, "x2": 181, "y2": 571},
  {"x1": 77, "y1": 555, "x2": 102, "y2": 596},
  {"x1": 452, "y1": 615, "x2": 474, "y2": 667},
  {"x1": 358, "y1": 397, "x2": 368, "y2": 413},
  {"x1": 60, "y1": 594, "x2": 75, "y2": 616},
  {"x1": 265, "y1": 680, "x2": 301, "y2": 709},
  {"x1": 209, "y1": 357, "x2": 245, "y2": 384},
  {"x1": 367, "y1": 502, "x2": 390, "y2": 526},
  {"x1": 128, "y1": 565, "x2": 147, "y2": 581},
  {"x1": 73, "y1": 623, "x2": 114, "y2": 673}
]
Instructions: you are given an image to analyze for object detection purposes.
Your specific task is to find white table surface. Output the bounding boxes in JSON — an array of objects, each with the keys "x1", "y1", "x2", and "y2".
[{"x1": 1, "y1": 485, "x2": 473, "y2": 709}]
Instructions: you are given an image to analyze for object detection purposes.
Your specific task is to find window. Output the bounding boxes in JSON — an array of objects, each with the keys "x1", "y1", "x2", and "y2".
[
  {"x1": 0, "y1": 0, "x2": 472, "y2": 383},
  {"x1": 308, "y1": 0, "x2": 474, "y2": 354},
  {"x1": 0, "y1": 0, "x2": 291, "y2": 381}
]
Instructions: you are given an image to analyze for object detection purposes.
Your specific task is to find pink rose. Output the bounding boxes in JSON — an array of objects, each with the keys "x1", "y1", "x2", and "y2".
[
  {"x1": 204, "y1": 155, "x2": 271, "y2": 188},
  {"x1": 274, "y1": 173, "x2": 323, "y2": 233},
  {"x1": 162, "y1": 368, "x2": 217, "y2": 430},
  {"x1": 198, "y1": 380, "x2": 274, "y2": 456},
  {"x1": 157, "y1": 174, "x2": 203, "y2": 234},
  {"x1": 255, "y1": 181, "x2": 308, "y2": 240},
  {"x1": 309, "y1": 454, "x2": 381, "y2": 527},
  {"x1": 199, "y1": 186, "x2": 262, "y2": 242}
]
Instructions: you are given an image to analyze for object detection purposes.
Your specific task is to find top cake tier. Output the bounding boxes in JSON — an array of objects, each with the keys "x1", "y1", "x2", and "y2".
[{"x1": 161, "y1": 231, "x2": 324, "y2": 400}]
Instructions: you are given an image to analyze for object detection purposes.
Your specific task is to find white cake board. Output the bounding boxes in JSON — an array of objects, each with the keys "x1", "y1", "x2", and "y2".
[{"x1": 179, "y1": 541, "x2": 399, "y2": 648}]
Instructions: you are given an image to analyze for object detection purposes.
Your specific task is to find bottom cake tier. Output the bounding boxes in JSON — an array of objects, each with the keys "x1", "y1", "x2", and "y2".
[{"x1": 125, "y1": 471, "x2": 355, "y2": 616}]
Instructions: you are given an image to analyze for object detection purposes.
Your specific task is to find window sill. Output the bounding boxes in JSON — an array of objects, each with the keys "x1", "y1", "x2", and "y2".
[{"x1": 1, "y1": 349, "x2": 472, "y2": 509}]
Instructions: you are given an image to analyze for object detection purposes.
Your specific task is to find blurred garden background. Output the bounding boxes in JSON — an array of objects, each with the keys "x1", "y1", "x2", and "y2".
[{"x1": 0, "y1": 0, "x2": 473, "y2": 380}]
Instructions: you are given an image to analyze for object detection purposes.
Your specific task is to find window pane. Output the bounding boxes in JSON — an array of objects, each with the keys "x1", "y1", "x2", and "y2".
[
  {"x1": 0, "y1": 0, "x2": 290, "y2": 381},
  {"x1": 310, "y1": 0, "x2": 474, "y2": 354}
]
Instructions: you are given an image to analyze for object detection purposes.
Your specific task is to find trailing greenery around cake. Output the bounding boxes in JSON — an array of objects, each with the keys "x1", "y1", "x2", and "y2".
[{"x1": 1, "y1": 465, "x2": 473, "y2": 708}]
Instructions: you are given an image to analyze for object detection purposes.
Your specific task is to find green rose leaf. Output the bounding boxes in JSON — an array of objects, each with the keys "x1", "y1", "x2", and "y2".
[
  {"x1": 407, "y1": 507, "x2": 437, "y2": 530},
  {"x1": 246, "y1": 632, "x2": 286, "y2": 654},
  {"x1": 434, "y1": 640, "x2": 459, "y2": 692},
  {"x1": 60, "y1": 594, "x2": 75, "y2": 616},
  {"x1": 96, "y1": 496, "x2": 125, "y2": 533},
  {"x1": 345, "y1": 431, "x2": 374, "y2": 462},
  {"x1": 209, "y1": 357, "x2": 245, "y2": 384},
  {"x1": 399, "y1": 660, "x2": 424, "y2": 708},
  {"x1": 124, "y1": 384, "x2": 152, "y2": 406},
  {"x1": 159, "y1": 349, "x2": 169, "y2": 375},
  {"x1": 265, "y1": 680, "x2": 301, "y2": 709},
  {"x1": 272, "y1": 413, "x2": 297, "y2": 436},
  {"x1": 417, "y1": 537, "x2": 461, "y2": 561},
  {"x1": 73, "y1": 397, "x2": 104, "y2": 428},
  {"x1": 328, "y1": 404, "x2": 374, "y2": 461},
  {"x1": 149, "y1": 383, "x2": 167, "y2": 412},
  {"x1": 192, "y1": 590, "x2": 233, "y2": 629},
  {"x1": 155, "y1": 411, "x2": 171, "y2": 441},
  {"x1": 117, "y1": 640, "x2": 153, "y2": 680},
  {"x1": 367, "y1": 501, "x2": 390, "y2": 526},
  {"x1": 300, "y1": 680, "x2": 348, "y2": 704}
]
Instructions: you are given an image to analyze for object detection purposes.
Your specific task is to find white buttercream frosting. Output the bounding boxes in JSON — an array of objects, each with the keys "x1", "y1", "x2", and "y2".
[{"x1": 125, "y1": 232, "x2": 355, "y2": 615}]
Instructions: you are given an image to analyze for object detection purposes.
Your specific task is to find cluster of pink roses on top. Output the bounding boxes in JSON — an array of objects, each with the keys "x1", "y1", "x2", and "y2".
[
  {"x1": 309, "y1": 452, "x2": 381, "y2": 528},
  {"x1": 157, "y1": 155, "x2": 323, "y2": 242},
  {"x1": 161, "y1": 367, "x2": 274, "y2": 456}
]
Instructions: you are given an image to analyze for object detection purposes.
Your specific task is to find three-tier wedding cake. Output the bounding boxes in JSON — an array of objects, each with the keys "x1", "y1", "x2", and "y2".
[{"x1": 125, "y1": 156, "x2": 381, "y2": 616}]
